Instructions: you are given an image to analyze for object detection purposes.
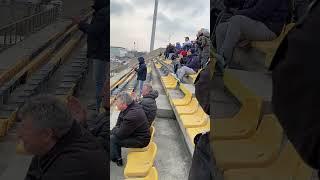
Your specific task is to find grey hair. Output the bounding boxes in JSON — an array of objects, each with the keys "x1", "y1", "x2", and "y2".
[
  {"x1": 18, "y1": 94, "x2": 73, "y2": 139},
  {"x1": 143, "y1": 83, "x2": 153, "y2": 94},
  {"x1": 116, "y1": 92, "x2": 133, "y2": 105}
]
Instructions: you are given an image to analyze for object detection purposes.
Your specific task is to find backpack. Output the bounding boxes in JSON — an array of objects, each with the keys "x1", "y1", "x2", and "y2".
[{"x1": 194, "y1": 59, "x2": 216, "y2": 115}]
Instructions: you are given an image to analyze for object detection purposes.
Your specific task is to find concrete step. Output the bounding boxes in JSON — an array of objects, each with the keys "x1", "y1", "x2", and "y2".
[{"x1": 223, "y1": 69, "x2": 273, "y2": 115}]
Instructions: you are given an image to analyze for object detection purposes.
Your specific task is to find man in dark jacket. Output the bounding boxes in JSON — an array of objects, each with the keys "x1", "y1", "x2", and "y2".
[
  {"x1": 272, "y1": 0, "x2": 320, "y2": 176},
  {"x1": 176, "y1": 48, "x2": 201, "y2": 82},
  {"x1": 138, "y1": 83, "x2": 158, "y2": 126},
  {"x1": 73, "y1": 0, "x2": 108, "y2": 113},
  {"x1": 111, "y1": 92, "x2": 151, "y2": 166},
  {"x1": 134, "y1": 57, "x2": 147, "y2": 97},
  {"x1": 215, "y1": 0, "x2": 289, "y2": 71},
  {"x1": 17, "y1": 95, "x2": 108, "y2": 180}
]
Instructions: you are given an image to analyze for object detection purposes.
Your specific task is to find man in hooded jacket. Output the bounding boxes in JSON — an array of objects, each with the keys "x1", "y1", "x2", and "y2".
[
  {"x1": 73, "y1": 0, "x2": 108, "y2": 113},
  {"x1": 134, "y1": 57, "x2": 147, "y2": 97}
]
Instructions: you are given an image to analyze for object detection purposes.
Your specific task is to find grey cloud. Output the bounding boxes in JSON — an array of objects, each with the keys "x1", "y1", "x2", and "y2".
[{"x1": 110, "y1": 1, "x2": 135, "y2": 16}]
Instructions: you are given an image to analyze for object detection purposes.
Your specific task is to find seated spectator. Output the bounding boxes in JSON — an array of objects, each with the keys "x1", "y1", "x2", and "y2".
[
  {"x1": 18, "y1": 95, "x2": 108, "y2": 180},
  {"x1": 176, "y1": 42, "x2": 182, "y2": 51},
  {"x1": 111, "y1": 92, "x2": 150, "y2": 166},
  {"x1": 176, "y1": 48, "x2": 201, "y2": 82},
  {"x1": 182, "y1": 37, "x2": 193, "y2": 51},
  {"x1": 215, "y1": 0, "x2": 289, "y2": 72},
  {"x1": 137, "y1": 84, "x2": 158, "y2": 126}
]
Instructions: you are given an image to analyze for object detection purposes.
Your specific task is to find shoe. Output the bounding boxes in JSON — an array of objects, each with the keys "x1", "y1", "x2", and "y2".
[{"x1": 116, "y1": 158, "x2": 123, "y2": 167}]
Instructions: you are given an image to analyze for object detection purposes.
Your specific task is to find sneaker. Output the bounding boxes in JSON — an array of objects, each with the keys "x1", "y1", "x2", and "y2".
[{"x1": 116, "y1": 158, "x2": 123, "y2": 167}]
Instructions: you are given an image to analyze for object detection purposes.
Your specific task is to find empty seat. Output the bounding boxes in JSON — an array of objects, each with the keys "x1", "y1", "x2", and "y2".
[
  {"x1": 124, "y1": 142, "x2": 157, "y2": 178},
  {"x1": 180, "y1": 108, "x2": 208, "y2": 128},
  {"x1": 171, "y1": 84, "x2": 192, "y2": 106},
  {"x1": 186, "y1": 121, "x2": 210, "y2": 146},
  {"x1": 175, "y1": 98, "x2": 199, "y2": 115},
  {"x1": 213, "y1": 114, "x2": 283, "y2": 170},
  {"x1": 125, "y1": 167, "x2": 158, "y2": 180},
  {"x1": 213, "y1": 97, "x2": 262, "y2": 140},
  {"x1": 129, "y1": 126, "x2": 155, "y2": 152},
  {"x1": 223, "y1": 142, "x2": 313, "y2": 180}
]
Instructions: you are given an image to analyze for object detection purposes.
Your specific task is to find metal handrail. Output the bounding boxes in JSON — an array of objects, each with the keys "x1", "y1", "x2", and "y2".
[{"x1": 0, "y1": 5, "x2": 60, "y2": 52}]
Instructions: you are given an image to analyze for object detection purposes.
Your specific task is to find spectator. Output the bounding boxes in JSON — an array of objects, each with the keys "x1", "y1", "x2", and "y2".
[
  {"x1": 176, "y1": 42, "x2": 182, "y2": 51},
  {"x1": 197, "y1": 29, "x2": 211, "y2": 67},
  {"x1": 138, "y1": 84, "x2": 158, "y2": 126},
  {"x1": 134, "y1": 57, "x2": 147, "y2": 97},
  {"x1": 111, "y1": 92, "x2": 151, "y2": 166},
  {"x1": 19, "y1": 95, "x2": 108, "y2": 180},
  {"x1": 272, "y1": 0, "x2": 320, "y2": 176},
  {"x1": 176, "y1": 48, "x2": 201, "y2": 82},
  {"x1": 215, "y1": 0, "x2": 289, "y2": 72},
  {"x1": 182, "y1": 37, "x2": 192, "y2": 51},
  {"x1": 72, "y1": 0, "x2": 108, "y2": 113}
]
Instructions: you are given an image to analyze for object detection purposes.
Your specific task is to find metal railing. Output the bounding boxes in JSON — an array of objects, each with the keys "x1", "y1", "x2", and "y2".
[{"x1": 0, "y1": 5, "x2": 59, "y2": 52}]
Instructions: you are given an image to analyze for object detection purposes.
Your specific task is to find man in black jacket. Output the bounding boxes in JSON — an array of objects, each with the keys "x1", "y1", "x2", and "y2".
[
  {"x1": 111, "y1": 92, "x2": 151, "y2": 166},
  {"x1": 138, "y1": 83, "x2": 158, "y2": 126},
  {"x1": 272, "y1": 0, "x2": 320, "y2": 176},
  {"x1": 17, "y1": 95, "x2": 108, "y2": 180},
  {"x1": 134, "y1": 57, "x2": 147, "y2": 97},
  {"x1": 215, "y1": 0, "x2": 289, "y2": 72},
  {"x1": 73, "y1": 0, "x2": 108, "y2": 113}
]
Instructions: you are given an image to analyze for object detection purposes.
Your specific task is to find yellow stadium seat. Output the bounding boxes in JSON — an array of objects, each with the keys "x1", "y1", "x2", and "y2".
[
  {"x1": 188, "y1": 70, "x2": 202, "y2": 83},
  {"x1": 172, "y1": 84, "x2": 192, "y2": 106},
  {"x1": 251, "y1": 23, "x2": 295, "y2": 68},
  {"x1": 125, "y1": 167, "x2": 158, "y2": 180},
  {"x1": 213, "y1": 115, "x2": 283, "y2": 170},
  {"x1": 175, "y1": 98, "x2": 199, "y2": 115},
  {"x1": 224, "y1": 142, "x2": 313, "y2": 180},
  {"x1": 186, "y1": 121, "x2": 210, "y2": 146},
  {"x1": 0, "y1": 118, "x2": 8, "y2": 137},
  {"x1": 124, "y1": 142, "x2": 157, "y2": 178},
  {"x1": 180, "y1": 108, "x2": 209, "y2": 128},
  {"x1": 129, "y1": 126, "x2": 155, "y2": 152},
  {"x1": 213, "y1": 97, "x2": 262, "y2": 140},
  {"x1": 164, "y1": 82, "x2": 178, "y2": 89}
]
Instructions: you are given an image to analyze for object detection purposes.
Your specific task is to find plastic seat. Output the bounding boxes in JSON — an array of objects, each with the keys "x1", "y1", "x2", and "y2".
[
  {"x1": 124, "y1": 142, "x2": 157, "y2": 178},
  {"x1": 180, "y1": 108, "x2": 209, "y2": 128},
  {"x1": 251, "y1": 23, "x2": 295, "y2": 68},
  {"x1": 125, "y1": 167, "x2": 158, "y2": 180},
  {"x1": 213, "y1": 115, "x2": 283, "y2": 170},
  {"x1": 188, "y1": 69, "x2": 202, "y2": 83},
  {"x1": 224, "y1": 142, "x2": 313, "y2": 180},
  {"x1": 175, "y1": 98, "x2": 199, "y2": 115},
  {"x1": 0, "y1": 118, "x2": 8, "y2": 137},
  {"x1": 186, "y1": 121, "x2": 210, "y2": 146},
  {"x1": 171, "y1": 84, "x2": 192, "y2": 106},
  {"x1": 213, "y1": 97, "x2": 262, "y2": 140},
  {"x1": 129, "y1": 126, "x2": 155, "y2": 152}
]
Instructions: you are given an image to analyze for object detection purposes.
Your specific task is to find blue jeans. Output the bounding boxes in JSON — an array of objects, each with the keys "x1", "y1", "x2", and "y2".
[
  {"x1": 138, "y1": 80, "x2": 144, "y2": 96},
  {"x1": 92, "y1": 59, "x2": 107, "y2": 112}
]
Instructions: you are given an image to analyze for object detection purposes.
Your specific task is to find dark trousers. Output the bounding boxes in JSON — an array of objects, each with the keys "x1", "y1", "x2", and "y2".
[{"x1": 110, "y1": 134, "x2": 146, "y2": 160}]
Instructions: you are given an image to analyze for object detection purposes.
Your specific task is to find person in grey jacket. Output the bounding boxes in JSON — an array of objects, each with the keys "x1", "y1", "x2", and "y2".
[{"x1": 138, "y1": 84, "x2": 158, "y2": 126}]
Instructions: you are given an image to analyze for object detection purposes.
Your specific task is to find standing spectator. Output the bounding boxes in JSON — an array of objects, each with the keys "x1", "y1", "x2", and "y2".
[
  {"x1": 111, "y1": 92, "x2": 150, "y2": 166},
  {"x1": 72, "y1": 0, "x2": 108, "y2": 113},
  {"x1": 19, "y1": 95, "x2": 108, "y2": 179},
  {"x1": 197, "y1": 29, "x2": 211, "y2": 67},
  {"x1": 138, "y1": 84, "x2": 158, "y2": 126},
  {"x1": 135, "y1": 57, "x2": 147, "y2": 97}
]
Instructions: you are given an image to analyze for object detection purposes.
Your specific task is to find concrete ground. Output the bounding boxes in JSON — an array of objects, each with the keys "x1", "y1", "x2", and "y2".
[{"x1": 110, "y1": 61, "x2": 191, "y2": 180}]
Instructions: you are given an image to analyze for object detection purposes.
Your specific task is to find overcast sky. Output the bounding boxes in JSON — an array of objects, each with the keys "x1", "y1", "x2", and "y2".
[{"x1": 110, "y1": 0, "x2": 210, "y2": 52}]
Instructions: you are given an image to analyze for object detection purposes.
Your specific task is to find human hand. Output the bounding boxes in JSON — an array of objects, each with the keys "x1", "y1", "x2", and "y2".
[{"x1": 67, "y1": 96, "x2": 87, "y2": 124}]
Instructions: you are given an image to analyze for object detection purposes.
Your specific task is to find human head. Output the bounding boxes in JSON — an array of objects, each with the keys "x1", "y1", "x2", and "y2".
[
  {"x1": 138, "y1": 57, "x2": 145, "y2": 64},
  {"x1": 115, "y1": 92, "x2": 133, "y2": 111},
  {"x1": 187, "y1": 48, "x2": 196, "y2": 56},
  {"x1": 185, "y1": 37, "x2": 189, "y2": 42},
  {"x1": 142, "y1": 83, "x2": 153, "y2": 97},
  {"x1": 17, "y1": 94, "x2": 73, "y2": 156}
]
